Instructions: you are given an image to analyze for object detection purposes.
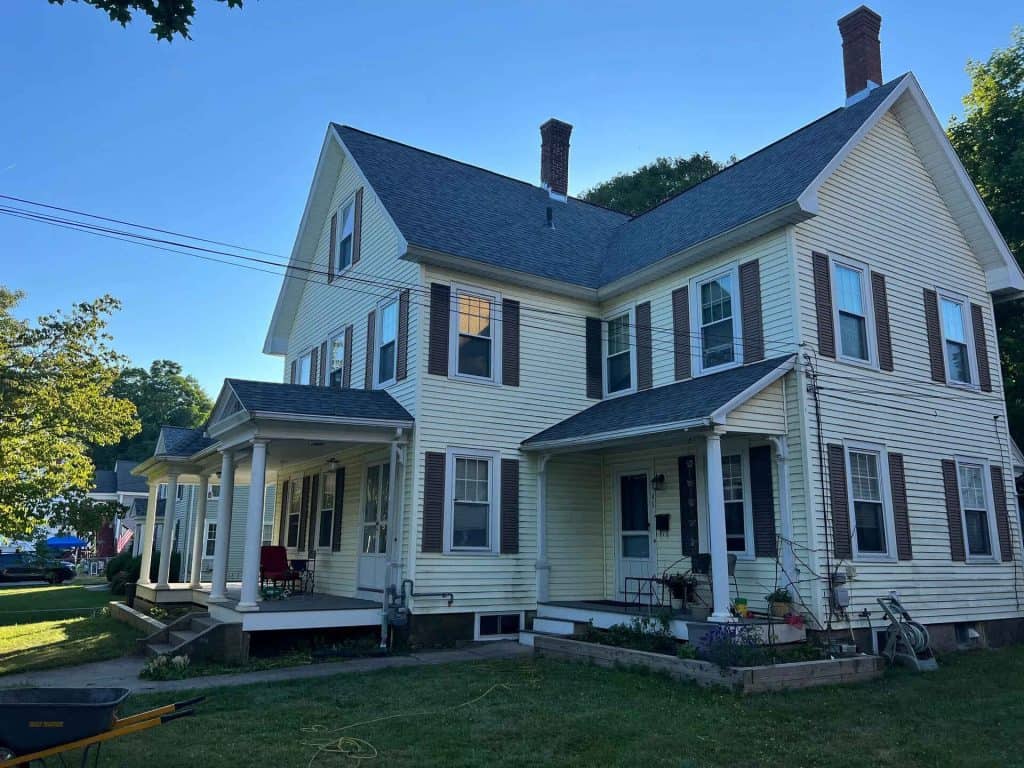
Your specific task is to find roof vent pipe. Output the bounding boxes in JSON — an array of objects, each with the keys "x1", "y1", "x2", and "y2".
[
  {"x1": 838, "y1": 5, "x2": 883, "y2": 105},
  {"x1": 540, "y1": 118, "x2": 572, "y2": 200},
  {"x1": 546, "y1": 206, "x2": 554, "y2": 228}
]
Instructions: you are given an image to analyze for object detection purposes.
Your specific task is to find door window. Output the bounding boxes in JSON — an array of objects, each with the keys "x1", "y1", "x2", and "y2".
[
  {"x1": 619, "y1": 474, "x2": 650, "y2": 559},
  {"x1": 362, "y1": 463, "x2": 390, "y2": 555}
]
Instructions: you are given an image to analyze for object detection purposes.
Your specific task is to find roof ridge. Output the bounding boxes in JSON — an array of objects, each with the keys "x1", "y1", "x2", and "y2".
[
  {"x1": 622, "y1": 73, "x2": 910, "y2": 224},
  {"x1": 332, "y1": 124, "x2": 628, "y2": 220}
]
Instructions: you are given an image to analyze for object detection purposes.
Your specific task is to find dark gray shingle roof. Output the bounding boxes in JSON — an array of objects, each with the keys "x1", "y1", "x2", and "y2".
[
  {"x1": 334, "y1": 76, "x2": 907, "y2": 289},
  {"x1": 227, "y1": 379, "x2": 414, "y2": 423},
  {"x1": 114, "y1": 460, "x2": 148, "y2": 493},
  {"x1": 92, "y1": 469, "x2": 117, "y2": 494},
  {"x1": 157, "y1": 426, "x2": 216, "y2": 458},
  {"x1": 522, "y1": 356, "x2": 793, "y2": 447}
]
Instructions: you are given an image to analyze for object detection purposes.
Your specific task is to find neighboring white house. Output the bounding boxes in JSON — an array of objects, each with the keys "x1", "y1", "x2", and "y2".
[
  {"x1": 132, "y1": 6, "x2": 1024, "y2": 656},
  {"x1": 90, "y1": 460, "x2": 150, "y2": 556}
]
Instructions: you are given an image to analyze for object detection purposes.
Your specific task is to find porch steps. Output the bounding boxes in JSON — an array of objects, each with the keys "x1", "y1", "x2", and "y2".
[
  {"x1": 144, "y1": 611, "x2": 224, "y2": 659},
  {"x1": 532, "y1": 617, "x2": 577, "y2": 636}
]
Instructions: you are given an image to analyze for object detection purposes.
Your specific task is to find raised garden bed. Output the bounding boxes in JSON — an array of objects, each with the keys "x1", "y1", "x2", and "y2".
[{"x1": 534, "y1": 635, "x2": 884, "y2": 694}]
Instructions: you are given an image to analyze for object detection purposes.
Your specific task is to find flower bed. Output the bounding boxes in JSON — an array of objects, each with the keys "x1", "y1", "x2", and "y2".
[{"x1": 533, "y1": 635, "x2": 884, "y2": 694}]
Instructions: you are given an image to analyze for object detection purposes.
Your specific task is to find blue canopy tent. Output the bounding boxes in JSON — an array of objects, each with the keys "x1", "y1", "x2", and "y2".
[{"x1": 45, "y1": 535, "x2": 87, "y2": 548}]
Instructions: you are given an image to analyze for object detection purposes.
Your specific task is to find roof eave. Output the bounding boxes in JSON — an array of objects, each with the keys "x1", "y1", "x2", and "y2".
[{"x1": 521, "y1": 417, "x2": 712, "y2": 454}]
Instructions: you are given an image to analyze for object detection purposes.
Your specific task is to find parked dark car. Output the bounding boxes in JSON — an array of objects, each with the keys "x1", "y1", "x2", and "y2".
[{"x1": 0, "y1": 553, "x2": 75, "y2": 584}]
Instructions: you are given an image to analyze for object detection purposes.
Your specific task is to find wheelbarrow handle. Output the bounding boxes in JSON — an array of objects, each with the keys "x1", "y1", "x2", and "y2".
[
  {"x1": 174, "y1": 695, "x2": 206, "y2": 709},
  {"x1": 161, "y1": 708, "x2": 196, "y2": 725}
]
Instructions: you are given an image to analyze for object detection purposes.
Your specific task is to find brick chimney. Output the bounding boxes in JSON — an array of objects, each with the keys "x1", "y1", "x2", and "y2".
[
  {"x1": 838, "y1": 5, "x2": 883, "y2": 103},
  {"x1": 540, "y1": 118, "x2": 572, "y2": 199}
]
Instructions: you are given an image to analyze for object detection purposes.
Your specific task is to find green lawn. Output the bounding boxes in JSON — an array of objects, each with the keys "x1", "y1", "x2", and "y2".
[
  {"x1": 92, "y1": 646, "x2": 1023, "y2": 768},
  {"x1": 0, "y1": 584, "x2": 141, "y2": 675}
]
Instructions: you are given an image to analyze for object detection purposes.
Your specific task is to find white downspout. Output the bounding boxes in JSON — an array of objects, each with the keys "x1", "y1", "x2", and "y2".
[{"x1": 536, "y1": 453, "x2": 552, "y2": 604}]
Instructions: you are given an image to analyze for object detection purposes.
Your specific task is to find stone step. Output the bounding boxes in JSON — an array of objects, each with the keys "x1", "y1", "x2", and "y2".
[
  {"x1": 146, "y1": 642, "x2": 176, "y2": 658},
  {"x1": 532, "y1": 617, "x2": 576, "y2": 636},
  {"x1": 169, "y1": 629, "x2": 200, "y2": 647},
  {"x1": 190, "y1": 615, "x2": 216, "y2": 632}
]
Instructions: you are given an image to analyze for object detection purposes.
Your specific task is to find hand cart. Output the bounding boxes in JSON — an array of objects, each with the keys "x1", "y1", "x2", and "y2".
[{"x1": 0, "y1": 688, "x2": 203, "y2": 767}]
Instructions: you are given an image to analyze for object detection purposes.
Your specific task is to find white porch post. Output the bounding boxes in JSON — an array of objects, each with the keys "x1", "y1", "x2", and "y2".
[
  {"x1": 156, "y1": 472, "x2": 179, "y2": 588},
  {"x1": 705, "y1": 430, "x2": 733, "y2": 622},
  {"x1": 237, "y1": 440, "x2": 268, "y2": 611},
  {"x1": 138, "y1": 481, "x2": 159, "y2": 586},
  {"x1": 189, "y1": 472, "x2": 211, "y2": 588},
  {"x1": 770, "y1": 436, "x2": 798, "y2": 592},
  {"x1": 535, "y1": 454, "x2": 552, "y2": 604},
  {"x1": 209, "y1": 450, "x2": 235, "y2": 602}
]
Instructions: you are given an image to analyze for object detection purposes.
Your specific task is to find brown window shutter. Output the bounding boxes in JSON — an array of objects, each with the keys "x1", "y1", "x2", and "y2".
[
  {"x1": 585, "y1": 317, "x2": 603, "y2": 399},
  {"x1": 500, "y1": 458, "x2": 519, "y2": 554},
  {"x1": 971, "y1": 303, "x2": 992, "y2": 392},
  {"x1": 351, "y1": 187, "x2": 364, "y2": 265},
  {"x1": 364, "y1": 309, "x2": 376, "y2": 389},
  {"x1": 422, "y1": 452, "x2": 445, "y2": 553},
  {"x1": 672, "y1": 286, "x2": 691, "y2": 380},
  {"x1": 307, "y1": 474, "x2": 319, "y2": 555},
  {"x1": 750, "y1": 445, "x2": 776, "y2": 557},
  {"x1": 277, "y1": 480, "x2": 289, "y2": 546},
  {"x1": 828, "y1": 443, "x2": 852, "y2": 559},
  {"x1": 328, "y1": 211, "x2": 337, "y2": 283},
  {"x1": 342, "y1": 325, "x2": 353, "y2": 388},
  {"x1": 678, "y1": 456, "x2": 699, "y2": 555},
  {"x1": 319, "y1": 342, "x2": 328, "y2": 386},
  {"x1": 991, "y1": 465, "x2": 1013, "y2": 561},
  {"x1": 309, "y1": 346, "x2": 319, "y2": 387},
  {"x1": 331, "y1": 467, "x2": 345, "y2": 552},
  {"x1": 636, "y1": 301, "x2": 653, "y2": 391},
  {"x1": 289, "y1": 359, "x2": 297, "y2": 384},
  {"x1": 871, "y1": 272, "x2": 894, "y2": 372},
  {"x1": 502, "y1": 298, "x2": 520, "y2": 387},
  {"x1": 941, "y1": 459, "x2": 966, "y2": 561},
  {"x1": 297, "y1": 476, "x2": 311, "y2": 550},
  {"x1": 812, "y1": 252, "x2": 836, "y2": 358},
  {"x1": 888, "y1": 453, "x2": 913, "y2": 560},
  {"x1": 396, "y1": 289, "x2": 410, "y2": 381},
  {"x1": 739, "y1": 260, "x2": 765, "y2": 364},
  {"x1": 924, "y1": 289, "x2": 946, "y2": 383},
  {"x1": 428, "y1": 283, "x2": 451, "y2": 376}
]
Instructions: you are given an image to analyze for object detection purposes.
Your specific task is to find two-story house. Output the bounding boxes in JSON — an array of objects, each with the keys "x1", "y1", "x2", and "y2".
[{"x1": 133, "y1": 6, "x2": 1024, "y2": 658}]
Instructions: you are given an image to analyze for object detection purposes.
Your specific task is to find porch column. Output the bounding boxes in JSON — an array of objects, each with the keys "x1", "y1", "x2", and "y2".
[
  {"x1": 770, "y1": 436, "x2": 798, "y2": 592},
  {"x1": 237, "y1": 439, "x2": 269, "y2": 611},
  {"x1": 189, "y1": 472, "x2": 211, "y2": 588},
  {"x1": 705, "y1": 430, "x2": 733, "y2": 622},
  {"x1": 156, "y1": 472, "x2": 180, "y2": 587},
  {"x1": 535, "y1": 454, "x2": 552, "y2": 603},
  {"x1": 138, "y1": 481, "x2": 159, "y2": 586},
  {"x1": 209, "y1": 450, "x2": 235, "y2": 602}
]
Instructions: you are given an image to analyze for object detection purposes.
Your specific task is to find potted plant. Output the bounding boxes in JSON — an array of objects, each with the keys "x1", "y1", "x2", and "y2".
[
  {"x1": 765, "y1": 587, "x2": 793, "y2": 618},
  {"x1": 664, "y1": 573, "x2": 698, "y2": 610}
]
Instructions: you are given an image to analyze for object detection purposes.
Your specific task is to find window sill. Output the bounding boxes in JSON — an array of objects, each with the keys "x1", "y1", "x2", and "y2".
[
  {"x1": 964, "y1": 555, "x2": 999, "y2": 564},
  {"x1": 448, "y1": 372, "x2": 500, "y2": 387},
  {"x1": 442, "y1": 549, "x2": 500, "y2": 557},
  {"x1": 604, "y1": 386, "x2": 636, "y2": 400},
  {"x1": 852, "y1": 552, "x2": 897, "y2": 563},
  {"x1": 374, "y1": 379, "x2": 397, "y2": 391},
  {"x1": 835, "y1": 355, "x2": 878, "y2": 372},
  {"x1": 945, "y1": 380, "x2": 980, "y2": 393},
  {"x1": 696, "y1": 360, "x2": 741, "y2": 378}
]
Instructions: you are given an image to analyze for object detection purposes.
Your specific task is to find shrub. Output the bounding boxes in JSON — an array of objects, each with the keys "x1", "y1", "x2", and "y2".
[
  {"x1": 696, "y1": 624, "x2": 769, "y2": 668},
  {"x1": 676, "y1": 643, "x2": 698, "y2": 660},
  {"x1": 581, "y1": 614, "x2": 677, "y2": 655},
  {"x1": 140, "y1": 654, "x2": 191, "y2": 681},
  {"x1": 106, "y1": 551, "x2": 134, "y2": 582}
]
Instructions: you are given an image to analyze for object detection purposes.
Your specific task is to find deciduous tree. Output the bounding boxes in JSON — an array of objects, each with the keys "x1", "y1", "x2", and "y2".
[
  {"x1": 46, "y1": 0, "x2": 243, "y2": 42},
  {"x1": 580, "y1": 153, "x2": 731, "y2": 216}
]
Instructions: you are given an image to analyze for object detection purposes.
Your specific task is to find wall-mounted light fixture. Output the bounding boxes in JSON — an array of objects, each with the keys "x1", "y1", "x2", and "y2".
[
  {"x1": 327, "y1": 458, "x2": 339, "y2": 470},
  {"x1": 651, "y1": 473, "x2": 666, "y2": 491}
]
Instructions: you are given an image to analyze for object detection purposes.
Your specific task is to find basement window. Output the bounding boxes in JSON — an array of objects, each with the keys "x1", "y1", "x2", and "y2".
[{"x1": 476, "y1": 612, "x2": 522, "y2": 640}]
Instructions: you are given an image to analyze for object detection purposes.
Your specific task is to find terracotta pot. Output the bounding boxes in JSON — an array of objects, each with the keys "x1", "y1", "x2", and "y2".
[{"x1": 770, "y1": 601, "x2": 792, "y2": 618}]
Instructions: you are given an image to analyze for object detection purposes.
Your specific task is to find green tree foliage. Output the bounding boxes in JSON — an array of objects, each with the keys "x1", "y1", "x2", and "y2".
[
  {"x1": 91, "y1": 360, "x2": 213, "y2": 469},
  {"x1": 580, "y1": 153, "x2": 731, "y2": 216},
  {"x1": 948, "y1": 29, "x2": 1024, "y2": 440},
  {"x1": 0, "y1": 288, "x2": 139, "y2": 538},
  {"x1": 48, "y1": 492, "x2": 127, "y2": 541},
  {"x1": 46, "y1": 0, "x2": 243, "y2": 42}
]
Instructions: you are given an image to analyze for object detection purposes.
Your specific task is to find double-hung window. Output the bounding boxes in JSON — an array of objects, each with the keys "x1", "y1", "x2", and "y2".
[
  {"x1": 604, "y1": 310, "x2": 634, "y2": 395},
  {"x1": 295, "y1": 352, "x2": 312, "y2": 385},
  {"x1": 445, "y1": 449, "x2": 499, "y2": 553},
  {"x1": 204, "y1": 522, "x2": 217, "y2": 557},
  {"x1": 957, "y1": 460, "x2": 995, "y2": 559},
  {"x1": 286, "y1": 481, "x2": 301, "y2": 548},
  {"x1": 329, "y1": 330, "x2": 346, "y2": 388},
  {"x1": 376, "y1": 298, "x2": 398, "y2": 387},
  {"x1": 939, "y1": 293, "x2": 974, "y2": 386},
  {"x1": 318, "y1": 471, "x2": 336, "y2": 548},
  {"x1": 334, "y1": 201, "x2": 355, "y2": 273},
  {"x1": 721, "y1": 453, "x2": 752, "y2": 555},
  {"x1": 451, "y1": 286, "x2": 500, "y2": 381},
  {"x1": 690, "y1": 265, "x2": 741, "y2": 374},
  {"x1": 831, "y1": 258, "x2": 874, "y2": 364},
  {"x1": 843, "y1": 444, "x2": 895, "y2": 558}
]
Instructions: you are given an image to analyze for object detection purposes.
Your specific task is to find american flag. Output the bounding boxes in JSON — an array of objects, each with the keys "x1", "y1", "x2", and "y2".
[{"x1": 116, "y1": 528, "x2": 134, "y2": 553}]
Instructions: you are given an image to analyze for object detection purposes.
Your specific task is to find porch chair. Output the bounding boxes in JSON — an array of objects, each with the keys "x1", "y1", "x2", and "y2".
[{"x1": 260, "y1": 545, "x2": 301, "y2": 592}]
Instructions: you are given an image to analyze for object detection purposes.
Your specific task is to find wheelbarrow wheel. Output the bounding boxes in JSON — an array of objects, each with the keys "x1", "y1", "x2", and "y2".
[{"x1": 0, "y1": 744, "x2": 16, "y2": 760}]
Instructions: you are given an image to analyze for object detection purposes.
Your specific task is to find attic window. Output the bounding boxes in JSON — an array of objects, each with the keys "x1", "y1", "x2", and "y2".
[{"x1": 335, "y1": 201, "x2": 355, "y2": 273}]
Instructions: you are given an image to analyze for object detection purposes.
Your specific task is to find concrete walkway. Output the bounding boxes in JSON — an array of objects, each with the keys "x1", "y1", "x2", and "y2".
[{"x1": 0, "y1": 641, "x2": 531, "y2": 693}]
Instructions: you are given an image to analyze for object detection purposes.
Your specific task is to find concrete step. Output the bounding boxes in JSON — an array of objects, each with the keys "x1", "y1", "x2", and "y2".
[
  {"x1": 518, "y1": 630, "x2": 537, "y2": 647},
  {"x1": 189, "y1": 615, "x2": 215, "y2": 632},
  {"x1": 146, "y1": 642, "x2": 176, "y2": 658},
  {"x1": 532, "y1": 617, "x2": 576, "y2": 636},
  {"x1": 169, "y1": 629, "x2": 200, "y2": 647}
]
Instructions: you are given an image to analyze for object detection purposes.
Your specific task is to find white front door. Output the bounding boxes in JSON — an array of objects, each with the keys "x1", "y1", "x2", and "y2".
[
  {"x1": 357, "y1": 462, "x2": 390, "y2": 599},
  {"x1": 615, "y1": 471, "x2": 655, "y2": 602}
]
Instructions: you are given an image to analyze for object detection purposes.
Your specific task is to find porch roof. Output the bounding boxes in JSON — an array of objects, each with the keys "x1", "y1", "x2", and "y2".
[
  {"x1": 223, "y1": 379, "x2": 413, "y2": 423},
  {"x1": 522, "y1": 355, "x2": 794, "y2": 451}
]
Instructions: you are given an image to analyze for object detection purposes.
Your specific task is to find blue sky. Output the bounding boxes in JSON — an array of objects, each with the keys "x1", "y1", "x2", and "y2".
[{"x1": 1, "y1": 1, "x2": 1018, "y2": 396}]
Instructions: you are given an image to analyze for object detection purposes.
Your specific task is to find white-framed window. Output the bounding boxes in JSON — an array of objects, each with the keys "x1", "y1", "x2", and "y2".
[
  {"x1": 318, "y1": 470, "x2": 337, "y2": 549},
  {"x1": 329, "y1": 329, "x2": 346, "y2": 388},
  {"x1": 176, "y1": 484, "x2": 185, "y2": 501},
  {"x1": 334, "y1": 200, "x2": 355, "y2": 274},
  {"x1": 955, "y1": 458, "x2": 998, "y2": 560},
  {"x1": 690, "y1": 264, "x2": 742, "y2": 375},
  {"x1": 603, "y1": 308, "x2": 635, "y2": 396},
  {"x1": 938, "y1": 291, "x2": 976, "y2": 387},
  {"x1": 261, "y1": 503, "x2": 275, "y2": 546},
  {"x1": 449, "y1": 284, "x2": 501, "y2": 383},
  {"x1": 295, "y1": 352, "x2": 312, "y2": 385},
  {"x1": 204, "y1": 521, "x2": 217, "y2": 557},
  {"x1": 375, "y1": 296, "x2": 398, "y2": 388},
  {"x1": 286, "y1": 480, "x2": 301, "y2": 548},
  {"x1": 208, "y1": 484, "x2": 220, "y2": 500},
  {"x1": 444, "y1": 448, "x2": 500, "y2": 554},
  {"x1": 831, "y1": 256, "x2": 875, "y2": 366},
  {"x1": 721, "y1": 453, "x2": 753, "y2": 556},
  {"x1": 474, "y1": 611, "x2": 524, "y2": 640},
  {"x1": 845, "y1": 443, "x2": 896, "y2": 559}
]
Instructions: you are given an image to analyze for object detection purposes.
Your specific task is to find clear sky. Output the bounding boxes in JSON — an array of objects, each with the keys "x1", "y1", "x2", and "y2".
[{"x1": 1, "y1": 1, "x2": 1018, "y2": 396}]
